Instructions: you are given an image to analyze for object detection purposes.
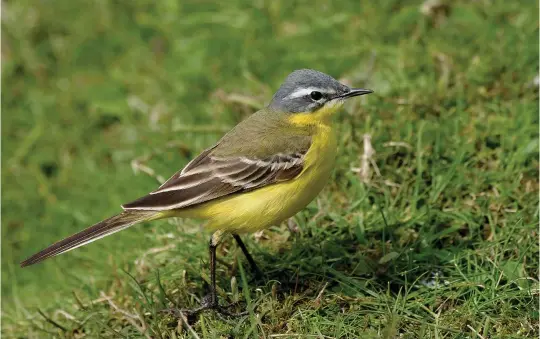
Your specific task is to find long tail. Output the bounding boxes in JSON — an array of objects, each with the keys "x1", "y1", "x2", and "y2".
[{"x1": 20, "y1": 211, "x2": 160, "y2": 267}]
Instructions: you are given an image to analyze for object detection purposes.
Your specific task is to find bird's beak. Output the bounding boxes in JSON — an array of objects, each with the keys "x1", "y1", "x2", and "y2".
[{"x1": 338, "y1": 88, "x2": 373, "y2": 99}]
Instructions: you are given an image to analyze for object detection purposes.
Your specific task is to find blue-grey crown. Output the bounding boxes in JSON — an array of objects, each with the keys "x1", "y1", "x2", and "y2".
[{"x1": 269, "y1": 69, "x2": 349, "y2": 113}]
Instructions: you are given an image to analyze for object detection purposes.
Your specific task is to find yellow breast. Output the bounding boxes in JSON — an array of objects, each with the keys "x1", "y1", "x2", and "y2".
[{"x1": 179, "y1": 122, "x2": 337, "y2": 234}]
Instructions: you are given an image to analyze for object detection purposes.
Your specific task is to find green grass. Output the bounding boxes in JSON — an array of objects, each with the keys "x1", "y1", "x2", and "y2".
[{"x1": 2, "y1": 0, "x2": 538, "y2": 337}]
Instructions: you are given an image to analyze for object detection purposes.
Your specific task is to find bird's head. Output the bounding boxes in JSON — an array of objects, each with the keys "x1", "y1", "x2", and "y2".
[{"x1": 269, "y1": 69, "x2": 372, "y2": 125}]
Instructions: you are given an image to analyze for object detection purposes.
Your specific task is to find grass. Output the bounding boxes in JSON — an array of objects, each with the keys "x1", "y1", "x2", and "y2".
[{"x1": 2, "y1": 0, "x2": 538, "y2": 337}]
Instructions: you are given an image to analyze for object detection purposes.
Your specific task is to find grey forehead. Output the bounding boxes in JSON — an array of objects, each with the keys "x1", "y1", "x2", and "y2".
[
  {"x1": 272, "y1": 69, "x2": 348, "y2": 100},
  {"x1": 282, "y1": 69, "x2": 346, "y2": 91}
]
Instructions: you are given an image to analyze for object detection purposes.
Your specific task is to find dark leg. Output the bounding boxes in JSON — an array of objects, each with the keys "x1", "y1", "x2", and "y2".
[
  {"x1": 233, "y1": 234, "x2": 261, "y2": 275},
  {"x1": 197, "y1": 234, "x2": 223, "y2": 310},
  {"x1": 161, "y1": 231, "x2": 248, "y2": 317},
  {"x1": 206, "y1": 237, "x2": 218, "y2": 307}
]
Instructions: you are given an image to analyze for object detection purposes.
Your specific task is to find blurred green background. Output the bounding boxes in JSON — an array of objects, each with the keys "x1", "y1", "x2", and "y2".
[{"x1": 2, "y1": 0, "x2": 538, "y2": 337}]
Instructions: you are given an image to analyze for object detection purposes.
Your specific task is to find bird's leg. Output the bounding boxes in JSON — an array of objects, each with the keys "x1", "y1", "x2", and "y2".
[
  {"x1": 201, "y1": 235, "x2": 218, "y2": 308},
  {"x1": 233, "y1": 234, "x2": 262, "y2": 276},
  {"x1": 161, "y1": 231, "x2": 248, "y2": 317}
]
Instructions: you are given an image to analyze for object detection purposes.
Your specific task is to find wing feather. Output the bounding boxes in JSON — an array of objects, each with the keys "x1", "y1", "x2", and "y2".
[
  {"x1": 221, "y1": 162, "x2": 262, "y2": 183},
  {"x1": 122, "y1": 147, "x2": 309, "y2": 211}
]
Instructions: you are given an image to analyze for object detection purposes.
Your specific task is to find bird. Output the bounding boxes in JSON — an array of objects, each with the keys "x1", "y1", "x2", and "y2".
[{"x1": 21, "y1": 69, "x2": 372, "y2": 315}]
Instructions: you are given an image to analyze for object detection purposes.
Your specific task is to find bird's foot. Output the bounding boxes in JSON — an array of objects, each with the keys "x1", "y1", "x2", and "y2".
[{"x1": 160, "y1": 294, "x2": 248, "y2": 318}]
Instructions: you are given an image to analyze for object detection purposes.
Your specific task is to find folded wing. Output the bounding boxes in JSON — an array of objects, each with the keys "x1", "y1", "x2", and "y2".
[{"x1": 122, "y1": 151, "x2": 306, "y2": 211}]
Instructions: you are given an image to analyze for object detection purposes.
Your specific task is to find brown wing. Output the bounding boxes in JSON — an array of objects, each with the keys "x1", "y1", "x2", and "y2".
[{"x1": 121, "y1": 151, "x2": 307, "y2": 211}]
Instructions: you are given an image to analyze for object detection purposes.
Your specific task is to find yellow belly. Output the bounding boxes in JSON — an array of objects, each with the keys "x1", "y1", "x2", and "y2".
[{"x1": 176, "y1": 124, "x2": 337, "y2": 234}]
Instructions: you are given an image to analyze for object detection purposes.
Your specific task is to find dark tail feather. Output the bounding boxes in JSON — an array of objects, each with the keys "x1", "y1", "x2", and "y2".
[{"x1": 20, "y1": 211, "x2": 159, "y2": 267}]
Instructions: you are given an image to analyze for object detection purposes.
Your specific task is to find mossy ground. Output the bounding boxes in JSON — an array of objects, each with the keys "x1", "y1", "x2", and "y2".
[{"x1": 2, "y1": 1, "x2": 538, "y2": 337}]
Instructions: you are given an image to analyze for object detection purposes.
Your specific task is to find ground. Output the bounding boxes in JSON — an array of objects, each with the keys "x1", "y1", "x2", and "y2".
[{"x1": 2, "y1": 1, "x2": 538, "y2": 338}]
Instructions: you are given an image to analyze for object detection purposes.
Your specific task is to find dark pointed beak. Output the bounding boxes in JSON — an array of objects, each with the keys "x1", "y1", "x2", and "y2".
[{"x1": 339, "y1": 88, "x2": 373, "y2": 99}]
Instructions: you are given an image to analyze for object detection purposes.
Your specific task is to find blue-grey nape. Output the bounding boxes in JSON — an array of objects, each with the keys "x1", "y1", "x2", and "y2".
[{"x1": 269, "y1": 69, "x2": 350, "y2": 113}]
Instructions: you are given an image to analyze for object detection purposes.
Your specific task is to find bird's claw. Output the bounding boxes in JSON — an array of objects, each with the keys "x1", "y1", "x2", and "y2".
[{"x1": 160, "y1": 296, "x2": 249, "y2": 318}]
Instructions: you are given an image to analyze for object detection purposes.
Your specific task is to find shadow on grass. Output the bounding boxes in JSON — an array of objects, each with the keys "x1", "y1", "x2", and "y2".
[{"x1": 197, "y1": 216, "x2": 475, "y2": 309}]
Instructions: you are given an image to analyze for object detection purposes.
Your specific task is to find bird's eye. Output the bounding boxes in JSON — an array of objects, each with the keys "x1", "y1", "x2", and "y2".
[{"x1": 310, "y1": 91, "x2": 323, "y2": 101}]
